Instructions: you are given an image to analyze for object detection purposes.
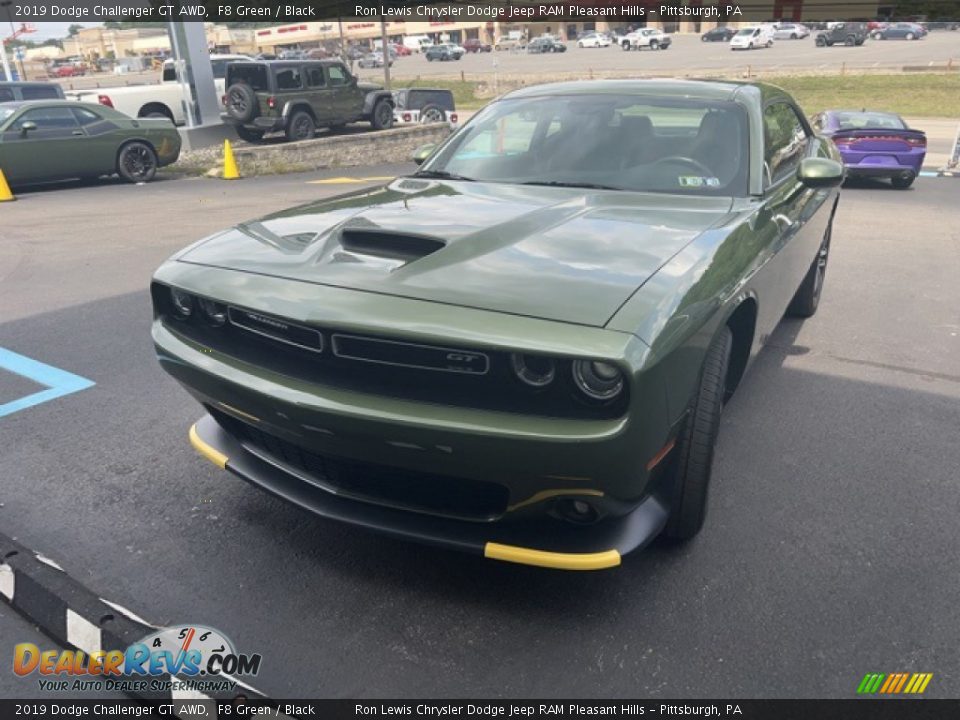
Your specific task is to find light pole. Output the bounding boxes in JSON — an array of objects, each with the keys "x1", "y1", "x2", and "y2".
[
  {"x1": 0, "y1": 1, "x2": 13, "y2": 81},
  {"x1": 379, "y1": 18, "x2": 391, "y2": 92}
]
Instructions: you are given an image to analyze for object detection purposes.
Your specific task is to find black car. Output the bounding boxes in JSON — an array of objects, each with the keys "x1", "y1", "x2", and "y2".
[
  {"x1": 0, "y1": 81, "x2": 65, "y2": 102},
  {"x1": 528, "y1": 37, "x2": 567, "y2": 53},
  {"x1": 701, "y1": 26, "x2": 737, "y2": 42},
  {"x1": 815, "y1": 22, "x2": 868, "y2": 46}
]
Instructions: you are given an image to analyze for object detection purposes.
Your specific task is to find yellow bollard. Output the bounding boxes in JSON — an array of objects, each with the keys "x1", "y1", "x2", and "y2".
[
  {"x1": 0, "y1": 168, "x2": 15, "y2": 202},
  {"x1": 222, "y1": 139, "x2": 240, "y2": 180}
]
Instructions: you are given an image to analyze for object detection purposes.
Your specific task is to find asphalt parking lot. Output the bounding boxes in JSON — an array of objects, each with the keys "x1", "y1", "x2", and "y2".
[{"x1": 1, "y1": 168, "x2": 958, "y2": 698}]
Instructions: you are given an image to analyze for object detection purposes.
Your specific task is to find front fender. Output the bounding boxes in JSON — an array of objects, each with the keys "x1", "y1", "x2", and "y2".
[{"x1": 362, "y1": 91, "x2": 393, "y2": 116}]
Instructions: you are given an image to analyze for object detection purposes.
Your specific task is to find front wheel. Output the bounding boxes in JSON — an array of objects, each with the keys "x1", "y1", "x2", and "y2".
[
  {"x1": 788, "y1": 224, "x2": 831, "y2": 318},
  {"x1": 905, "y1": 32, "x2": 915, "y2": 40},
  {"x1": 663, "y1": 326, "x2": 732, "y2": 541},
  {"x1": 370, "y1": 98, "x2": 393, "y2": 131},
  {"x1": 816, "y1": 36, "x2": 826, "y2": 46},
  {"x1": 116, "y1": 141, "x2": 157, "y2": 184},
  {"x1": 650, "y1": 40, "x2": 659, "y2": 50}
]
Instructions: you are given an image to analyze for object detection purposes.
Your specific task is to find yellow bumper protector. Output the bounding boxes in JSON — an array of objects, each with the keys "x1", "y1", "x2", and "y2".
[
  {"x1": 484, "y1": 542, "x2": 621, "y2": 571},
  {"x1": 189, "y1": 423, "x2": 228, "y2": 470}
]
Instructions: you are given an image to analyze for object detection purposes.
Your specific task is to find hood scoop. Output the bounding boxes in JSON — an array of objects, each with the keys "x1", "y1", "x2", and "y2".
[{"x1": 339, "y1": 228, "x2": 446, "y2": 263}]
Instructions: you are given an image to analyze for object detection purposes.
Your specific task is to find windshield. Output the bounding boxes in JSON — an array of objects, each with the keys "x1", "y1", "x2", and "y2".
[
  {"x1": 736, "y1": 29, "x2": 755, "y2": 36},
  {"x1": 420, "y1": 94, "x2": 749, "y2": 196},
  {"x1": 834, "y1": 111, "x2": 905, "y2": 129}
]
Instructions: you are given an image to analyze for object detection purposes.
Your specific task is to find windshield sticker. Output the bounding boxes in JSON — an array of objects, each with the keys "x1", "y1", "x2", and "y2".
[{"x1": 679, "y1": 176, "x2": 720, "y2": 188}]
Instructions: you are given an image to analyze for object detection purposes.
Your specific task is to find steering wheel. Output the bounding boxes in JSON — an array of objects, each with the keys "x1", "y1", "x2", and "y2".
[{"x1": 648, "y1": 156, "x2": 714, "y2": 176}]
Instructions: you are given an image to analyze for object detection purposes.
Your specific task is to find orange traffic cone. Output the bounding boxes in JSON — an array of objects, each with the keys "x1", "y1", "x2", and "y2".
[
  {"x1": 0, "y1": 168, "x2": 15, "y2": 202},
  {"x1": 222, "y1": 139, "x2": 240, "y2": 180}
]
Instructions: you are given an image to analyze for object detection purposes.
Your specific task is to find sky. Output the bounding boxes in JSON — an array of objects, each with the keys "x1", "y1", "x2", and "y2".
[{"x1": 15, "y1": 22, "x2": 101, "y2": 41}]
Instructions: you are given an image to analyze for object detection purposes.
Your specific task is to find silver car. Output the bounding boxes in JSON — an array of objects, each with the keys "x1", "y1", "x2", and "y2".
[{"x1": 773, "y1": 23, "x2": 810, "y2": 39}]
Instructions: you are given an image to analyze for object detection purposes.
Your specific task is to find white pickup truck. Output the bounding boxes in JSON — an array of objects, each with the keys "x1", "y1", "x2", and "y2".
[
  {"x1": 620, "y1": 28, "x2": 672, "y2": 51},
  {"x1": 66, "y1": 54, "x2": 251, "y2": 125}
]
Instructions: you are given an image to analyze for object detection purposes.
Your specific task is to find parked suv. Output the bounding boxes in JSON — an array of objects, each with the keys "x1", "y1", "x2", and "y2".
[
  {"x1": 222, "y1": 60, "x2": 394, "y2": 143},
  {"x1": 0, "y1": 81, "x2": 64, "y2": 102},
  {"x1": 815, "y1": 22, "x2": 868, "y2": 46}
]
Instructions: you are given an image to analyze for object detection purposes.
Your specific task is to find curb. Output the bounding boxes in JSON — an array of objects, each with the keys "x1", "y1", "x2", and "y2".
[{"x1": 0, "y1": 531, "x2": 268, "y2": 703}]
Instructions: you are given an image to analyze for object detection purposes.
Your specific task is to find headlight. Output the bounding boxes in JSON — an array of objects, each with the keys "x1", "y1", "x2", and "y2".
[
  {"x1": 198, "y1": 298, "x2": 227, "y2": 326},
  {"x1": 511, "y1": 353, "x2": 556, "y2": 387},
  {"x1": 170, "y1": 288, "x2": 193, "y2": 318},
  {"x1": 572, "y1": 360, "x2": 624, "y2": 400}
]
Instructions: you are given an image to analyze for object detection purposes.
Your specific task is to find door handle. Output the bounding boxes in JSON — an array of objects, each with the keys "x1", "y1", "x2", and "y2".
[{"x1": 72, "y1": 130, "x2": 84, "y2": 136}]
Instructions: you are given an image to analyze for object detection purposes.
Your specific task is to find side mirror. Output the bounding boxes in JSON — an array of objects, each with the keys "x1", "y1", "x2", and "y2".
[
  {"x1": 411, "y1": 143, "x2": 436, "y2": 165},
  {"x1": 19, "y1": 121, "x2": 37, "y2": 136},
  {"x1": 797, "y1": 157, "x2": 844, "y2": 188}
]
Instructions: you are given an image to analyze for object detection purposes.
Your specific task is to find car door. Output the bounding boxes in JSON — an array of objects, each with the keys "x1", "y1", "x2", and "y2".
[
  {"x1": 71, "y1": 105, "x2": 124, "y2": 176},
  {"x1": 326, "y1": 63, "x2": 360, "y2": 123},
  {"x1": 303, "y1": 64, "x2": 334, "y2": 126},
  {"x1": 0, "y1": 105, "x2": 88, "y2": 184},
  {"x1": 756, "y1": 101, "x2": 829, "y2": 329}
]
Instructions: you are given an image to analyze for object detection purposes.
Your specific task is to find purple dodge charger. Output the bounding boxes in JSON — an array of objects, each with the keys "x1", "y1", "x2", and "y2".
[{"x1": 811, "y1": 110, "x2": 926, "y2": 189}]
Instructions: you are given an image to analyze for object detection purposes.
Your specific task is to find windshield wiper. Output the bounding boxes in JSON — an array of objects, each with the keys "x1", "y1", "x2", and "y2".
[
  {"x1": 411, "y1": 169, "x2": 476, "y2": 181},
  {"x1": 520, "y1": 180, "x2": 624, "y2": 191}
]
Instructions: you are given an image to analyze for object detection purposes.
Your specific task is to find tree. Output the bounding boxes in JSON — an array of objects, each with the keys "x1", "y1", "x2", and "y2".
[{"x1": 67, "y1": 24, "x2": 84, "y2": 36}]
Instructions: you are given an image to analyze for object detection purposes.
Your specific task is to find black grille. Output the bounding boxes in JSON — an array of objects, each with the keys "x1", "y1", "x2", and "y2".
[
  {"x1": 153, "y1": 283, "x2": 628, "y2": 420},
  {"x1": 210, "y1": 408, "x2": 509, "y2": 521}
]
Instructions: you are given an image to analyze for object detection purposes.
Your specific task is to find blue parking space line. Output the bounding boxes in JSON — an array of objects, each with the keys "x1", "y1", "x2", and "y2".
[
  {"x1": 919, "y1": 171, "x2": 939, "y2": 177},
  {"x1": 0, "y1": 347, "x2": 95, "y2": 419}
]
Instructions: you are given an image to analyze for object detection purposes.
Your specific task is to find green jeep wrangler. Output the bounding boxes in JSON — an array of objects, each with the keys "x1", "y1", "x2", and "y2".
[{"x1": 222, "y1": 60, "x2": 395, "y2": 143}]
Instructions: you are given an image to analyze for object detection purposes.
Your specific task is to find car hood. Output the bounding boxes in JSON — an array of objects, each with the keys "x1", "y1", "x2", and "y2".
[{"x1": 178, "y1": 179, "x2": 733, "y2": 327}]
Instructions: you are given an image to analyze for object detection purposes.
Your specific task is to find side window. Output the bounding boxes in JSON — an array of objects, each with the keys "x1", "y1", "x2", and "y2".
[
  {"x1": 13, "y1": 107, "x2": 80, "y2": 131},
  {"x1": 763, "y1": 102, "x2": 808, "y2": 186},
  {"x1": 0, "y1": 87, "x2": 14, "y2": 102},
  {"x1": 306, "y1": 67, "x2": 325, "y2": 88},
  {"x1": 327, "y1": 64, "x2": 349, "y2": 87},
  {"x1": 275, "y1": 67, "x2": 302, "y2": 91},
  {"x1": 21, "y1": 86, "x2": 62, "y2": 100},
  {"x1": 72, "y1": 107, "x2": 102, "y2": 126}
]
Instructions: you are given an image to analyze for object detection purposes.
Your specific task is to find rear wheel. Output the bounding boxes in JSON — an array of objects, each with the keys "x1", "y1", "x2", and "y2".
[
  {"x1": 664, "y1": 327, "x2": 732, "y2": 541},
  {"x1": 788, "y1": 223, "x2": 832, "y2": 318},
  {"x1": 370, "y1": 98, "x2": 393, "y2": 131},
  {"x1": 419, "y1": 105, "x2": 444, "y2": 124},
  {"x1": 116, "y1": 141, "x2": 157, "y2": 184},
  {"x1": 650, "y1": 40, "x2": 659, "y2": 50},
  {"x1": 816, "y1": 36, "x2": 826, "y2": 46},
  {"x1": 235, "y1": 127, "x2": 265, "y2": 144},
  {"x1": 285, "y1": 110, "x2": 316, "y2": 142},
  {"x1": 906, "y1": 32, "x2": 915, "y2": 39},
  {"x1": 891, "y1": 175, "x2": 915, "y2": 189},
  {"x1": 845, "y1": 35, "x2": 856, "y2": 45}
]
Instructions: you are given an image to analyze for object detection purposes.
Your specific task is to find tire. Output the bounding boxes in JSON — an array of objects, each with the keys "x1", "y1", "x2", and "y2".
[
  {"x1": 427, "y1": 55, "x2": 434, "y2": 61},
  {"x1": 578, "y1": 41, "x2": 584, "y2": 48},
  {"x1": 816, "y1": 36, "x2": 826, "y2": 46},
  {"x1": 235, "y1": 126, "x2": 265, "y2": 144},
  {"x1": 767, "y1": 40, "x2": 773, "y2": 47},
  {"x1": 702, "y1": 35, "x2": 708, "y2": 42},
  {"x1": 622, "y1": 41, "x2": 630, "y2": 51},
  {"x1": 370, "y1": 98, "x2": 393, "y2": 131},
  {"x1": 787, "y1": 223, "x2": 832, "y2": 318},
  {"x1": 650, "y1": 40, "x2": 659, "y2": 50},
  {"x1": 791, "y1": 33, "x2": 798, "y2": 39},
  {"x1": 225, "y1": 83, "x2": 257, "y2": 123},
  {"x1": 285, "y1": 110, "x2": 315, "y2": 142},
  {"x1": 748, "y1": 42, "x2": 754, "y2": 49},
  {"x1": 663, "y1": 326, "x2": 732, "y2": 541},
  {"x1": 845, "y1": 35, "x2": 855, "y2": 46},
  {"x1": 906, "y1": 32, "x2": 915, "y2": 40},
  {"x1": 891, "y1": 175, "x2": 915, "y2": 189},
  {"x1": 116, "y1": 141, "x2": 157, "y2": 184},
  {"x1": 419, "y1": 104, "x2": 444, "y2": 124}
]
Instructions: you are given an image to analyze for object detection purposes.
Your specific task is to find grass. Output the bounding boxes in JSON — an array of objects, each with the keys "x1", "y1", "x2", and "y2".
[
  {"x1": 392, "y1": 72, "x2": 960, "y2": 118},
  {"x1": 766, "y1": 73, "x2": 960, "y2": 118}
]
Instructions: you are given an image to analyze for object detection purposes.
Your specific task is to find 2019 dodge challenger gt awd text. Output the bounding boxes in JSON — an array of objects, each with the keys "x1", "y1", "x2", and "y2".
[{"x1": 151, "y1": 80, "x2": 844, "y2": 570}]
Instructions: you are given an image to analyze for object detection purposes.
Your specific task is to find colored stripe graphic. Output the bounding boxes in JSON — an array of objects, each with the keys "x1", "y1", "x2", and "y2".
[{"x1": 858, "y1": 672, "x2": 933, "y2": 694}]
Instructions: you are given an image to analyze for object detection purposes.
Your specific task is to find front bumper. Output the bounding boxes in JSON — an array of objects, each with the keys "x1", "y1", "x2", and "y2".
[{"x1": 190, "y1": 414, "x2": 668, "y2": 570}]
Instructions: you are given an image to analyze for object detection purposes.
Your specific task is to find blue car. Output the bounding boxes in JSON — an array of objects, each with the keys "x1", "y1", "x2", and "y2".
[{"x1": 873, "y1": 22, "x2": 927, "y2": 40}]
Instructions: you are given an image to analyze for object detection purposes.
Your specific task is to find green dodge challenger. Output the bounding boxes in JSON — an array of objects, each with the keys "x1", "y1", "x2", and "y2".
[{"x1": 152, "y1": 80, "x2": 844, "y2": 570}]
